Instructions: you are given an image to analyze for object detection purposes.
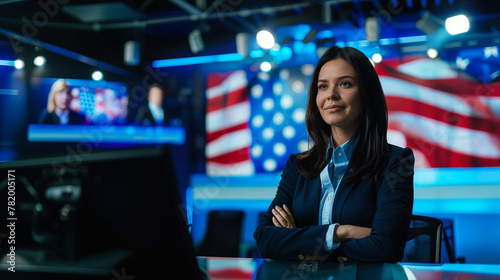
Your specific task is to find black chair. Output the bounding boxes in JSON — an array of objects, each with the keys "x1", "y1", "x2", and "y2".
[
  {"x1": 402, "y1": 215, "x2": 443, "y2": 263},
  {"x1": 196, "y1": 210, "x2": 244, "y2": 257}
]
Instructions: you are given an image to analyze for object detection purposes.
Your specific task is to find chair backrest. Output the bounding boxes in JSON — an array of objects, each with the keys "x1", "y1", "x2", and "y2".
[
  {"x1": 402, "y1": 215, "x2": 443, "y2": 263},
  {"x1": 196, "y1": 210, "x2": 244, "y2": 257}
]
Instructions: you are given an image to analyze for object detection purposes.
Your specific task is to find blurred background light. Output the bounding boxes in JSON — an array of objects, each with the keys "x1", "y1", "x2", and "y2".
[
  {"x1": 256, "y1": 30, "x2": 275, "y2": 49},
  {"x1": 371, "y1": 53, "x2": 383, "y2": 64},
  {"x1": 279, "y1": 69, "x2": 290, "y2": 80},
  {"x1": 427, "y1": 48, "x2": 439, "y2": 59},
  {"x1": 445, "y1": 14, "x2": 470, "y2": 35},
  {"x1": 260, "y1": 61, "x2": 272, "y2": 72},
  {"x1": 33, "y1": 56, "x2": 46, "y2": 67},
  {"x1": 91, "y1": 70, "x2": 103, "y2": 81},
  {"x1": 14, "y1": 59, "x2": 24, "y2": 69},
  {"x1": 301, "y1": 64, "x2": 315, "y2": 76}
]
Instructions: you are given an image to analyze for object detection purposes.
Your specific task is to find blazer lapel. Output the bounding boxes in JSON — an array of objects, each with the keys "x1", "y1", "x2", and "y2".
[
  {"x1": 295, "y1": 176, "x2": 321, "y2": 226},
  {"x1": 332, "y1": 161, "x2": 356, "y2": 222}
]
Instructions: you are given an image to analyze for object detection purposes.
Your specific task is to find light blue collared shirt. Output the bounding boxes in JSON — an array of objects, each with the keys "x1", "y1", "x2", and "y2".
[
  {"x1": 148, "y1": 101, "x2": 165, "y2": 125},
  {"x1": 319, "y1": 134, "x2": 358, "y2": 251}
]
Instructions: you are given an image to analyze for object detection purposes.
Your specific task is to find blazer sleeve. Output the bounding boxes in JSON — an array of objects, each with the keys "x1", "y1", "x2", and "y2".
[
  {"x1": 337, "y1": 147, "x2": 415, "y2": 263},
  {"x1": 253, "y1": 154, "x2": 331, "y2": 261},
  {"x1": 134, "y1": 106, "x2": 148, "y2": 125}
]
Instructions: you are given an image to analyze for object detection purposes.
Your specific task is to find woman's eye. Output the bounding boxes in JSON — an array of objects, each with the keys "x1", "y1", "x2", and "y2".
[
  {"x1": 340, "y1": 81, "x2": 351, "y2": 87},
  {"x1": 318, "y1": 84, "x2": 327, "y2": 90}
]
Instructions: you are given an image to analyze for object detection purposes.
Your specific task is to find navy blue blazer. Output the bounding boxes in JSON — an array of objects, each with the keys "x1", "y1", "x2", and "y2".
[
  {"x1": 39, "y1": 110, "x2": 86, "y2": 125},
  {"x1": 254, "y1": 144, "x2": 414, "y2": 262}
]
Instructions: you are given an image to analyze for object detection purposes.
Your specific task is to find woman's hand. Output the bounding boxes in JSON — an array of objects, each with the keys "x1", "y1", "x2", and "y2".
[
  {"x1": 272, "y1": 204, "x2": 296, "y2": 228},
  {"x1": 334, "y1": 225, "x2": 372, "y2": 242}
]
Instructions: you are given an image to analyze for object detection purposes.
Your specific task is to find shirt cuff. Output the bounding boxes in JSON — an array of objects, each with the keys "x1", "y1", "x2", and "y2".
[{"x1": 325, "y1": 223, "x2": 341, "y2": 251}]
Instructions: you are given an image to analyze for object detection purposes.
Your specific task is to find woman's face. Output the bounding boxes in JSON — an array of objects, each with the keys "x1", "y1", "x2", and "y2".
[
  {"x1": 316, "y1": 58, "x2": 364, "y2": 132},
  {"x1": 54, "y1": 87, "x2": 71, "y2": 111}
]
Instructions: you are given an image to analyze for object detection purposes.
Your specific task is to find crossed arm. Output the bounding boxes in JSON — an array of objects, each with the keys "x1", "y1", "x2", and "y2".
[
  {"x1": 272, "y1": 204, "x2": 372, "y2": 242},
  {"x1": 255, "y1": 147, "x2": 414, "y2": 262}
]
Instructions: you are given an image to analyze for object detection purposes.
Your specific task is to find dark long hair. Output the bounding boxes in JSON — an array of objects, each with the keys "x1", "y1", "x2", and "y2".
[{"x1": 296, "y1": 46, "x2": 390, "y2": 185}]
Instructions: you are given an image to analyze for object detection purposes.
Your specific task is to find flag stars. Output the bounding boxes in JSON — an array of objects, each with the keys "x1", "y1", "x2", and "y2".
[
  {"x1": 456, "y1": 57, "x2": 470, "y2": 70},
  {"x1": 484, "y1": 46, "x2": 499, "y2": 59}
]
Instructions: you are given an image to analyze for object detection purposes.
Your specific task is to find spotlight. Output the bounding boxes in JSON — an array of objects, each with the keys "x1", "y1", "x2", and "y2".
[
  {"x1": 188, "y1": 29, "x2": 205, "y2": 54},
  {"x1": 445, "y1": 14, "x2": 469, "y2": 35},
  {"x1": 14, "y1": 59, "x2": 24, "y2": 69},
  {"x1": 416, "y1": 11, "x2": 442, "y2": 36},
  {"x1": 92, "y1": 70, "x2": 103, "y2": 81},
  {"x1": 365, "y1": 17, "x2": 380, "y2": 42},
  {"x1": 33, "y1": 56, "x2": 46, "y2": 67},
  {"x1": 256, "y1": 30, "x2": 275, "y2": 49},
  {"x1": 427, "y1": 48, "x2": 439, "y2": 59},
  {"x1": 371, "y1": 53, "x2": 382, "y2": 64}
]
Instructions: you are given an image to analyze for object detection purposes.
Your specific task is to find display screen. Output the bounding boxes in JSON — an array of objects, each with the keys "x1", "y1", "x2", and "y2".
[{"x1": 29, "y1": 77, "x2": 128, "y2": 126}]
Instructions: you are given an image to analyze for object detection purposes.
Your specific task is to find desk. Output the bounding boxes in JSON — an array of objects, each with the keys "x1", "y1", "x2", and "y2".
[{"x1": 197, "y1": 257, "x2": 500, "y2": 280}]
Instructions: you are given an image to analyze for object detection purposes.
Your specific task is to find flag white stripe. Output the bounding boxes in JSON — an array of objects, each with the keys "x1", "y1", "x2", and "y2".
[
  {"x1": 389, "y1": 112, "x2": 500, "y2": 158},
  {"x1": 206, "y1": 102, "x2": 250, "y2": 133},
  {"x1": 396, "y1": 58, "x2": 459, "y2": 79},
  {"x1": 206, "y1": 70, "x2": 247, "y2": 99},
  {"x1": 381, "y1": 76, "x2": 485, "y2": 117},
  {"x1": 206, "y1": 160, "x2": 255, "y2": 176},
  {"x1": 206, "y1": 128, "x2": 252, "y2": 158},
  {"x1": 479, "y1": 96, "x2": 500, "y2": 117}
]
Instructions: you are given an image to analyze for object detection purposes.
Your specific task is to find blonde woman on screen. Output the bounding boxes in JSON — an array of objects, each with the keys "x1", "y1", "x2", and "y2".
[{"x1": 39, "y1": 79, "x2": 85, "y2": 125}]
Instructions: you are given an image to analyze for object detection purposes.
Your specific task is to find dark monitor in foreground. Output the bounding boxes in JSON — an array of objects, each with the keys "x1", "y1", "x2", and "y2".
[{"x1": 0, "y1": 147, "x2": 203, "y2": 279}]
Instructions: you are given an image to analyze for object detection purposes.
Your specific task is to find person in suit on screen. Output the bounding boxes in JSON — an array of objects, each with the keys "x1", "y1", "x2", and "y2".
[
  {"x1": 39, "y1": 79, "x2": 86, "y2": 125},
  {"x1": 135, "y1": 84, "x2": 169, "y2": 126},
  {"x1": 254, "y1": 46, "x2": 415, "y2": 263}
]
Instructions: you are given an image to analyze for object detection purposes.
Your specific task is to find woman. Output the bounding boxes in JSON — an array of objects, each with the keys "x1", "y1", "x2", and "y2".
[
  {"x1": 39, "y1": 79, "x2": 85, "y2": 125},
  {"x1": 253, "y1": 46, "x2": 414, "y2": 263}
]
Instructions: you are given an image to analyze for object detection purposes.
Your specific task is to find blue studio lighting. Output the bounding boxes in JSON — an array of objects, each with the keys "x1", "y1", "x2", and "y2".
[
  {"x1": 397, "y1": 35, "x2": 428, "y2": 44},
  {"x1": 152, "y1": 53, "x2": 244, "y2": 68},
  {"x1": 0, "y1": 59, "x2": 15, "y2": 67},
  {"x1": 27, "y1": 124, "x2": 186, "y2": 144},
  {"x1": 279, "y1": 47, "x2": 293, "y2": 61},
  {"x1": 316, "y1": 30, "x2": 334, "y2": 40},
  {"x1": 249, "y1": 50, "x2": 265, "y2": 58}
]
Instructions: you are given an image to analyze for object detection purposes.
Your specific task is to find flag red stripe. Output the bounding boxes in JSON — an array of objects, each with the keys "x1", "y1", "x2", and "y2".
[
  {"x1": 206, "y1": 123, "x2": 249, "y2": 143},
  {"x1": 206, "y1": 147, "x2": 251, "y2": 164},
  {"x1": 205, "y1": 70, "x2": 253, "y2": 175},
  {"x1": 376, "y1": 61, "x2": 498, "y2": 97},
  {"x1": 386, "y1": 96, "x2": 500, "y2": 134},
  {"x1": 404, "y1": 135, "x2": 500, "y2": 167},
  {"x1": 206, "y1": 72, "x2": 235, "y2": 89},
  {"x1": 206, "y1": 87, "x2": 248, "y2": 113}
]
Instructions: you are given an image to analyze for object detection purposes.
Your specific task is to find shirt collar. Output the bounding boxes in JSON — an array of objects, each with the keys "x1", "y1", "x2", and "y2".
[
  {"x1": 148, "y1": 101, "x2": 162, "y2": 111},
  {"x1": 326, "y1": 133, "x2": 359, "y2": 164}
]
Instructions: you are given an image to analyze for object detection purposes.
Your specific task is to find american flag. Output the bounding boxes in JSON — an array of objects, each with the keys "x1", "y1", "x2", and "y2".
[
  {"x1": 205, "y1": 70, "x2": 255, "y2": 176},
  {"x1": 378, "y1": 55, "x2": 500, "y2": 168},
  {"x1": 205, "y1": 48, "x2": 500, "y2": 175}
]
